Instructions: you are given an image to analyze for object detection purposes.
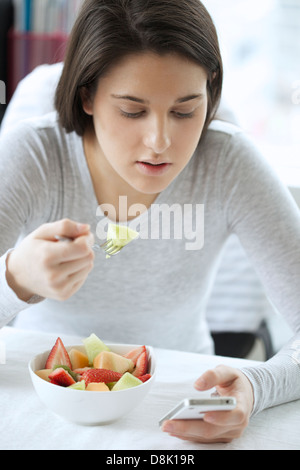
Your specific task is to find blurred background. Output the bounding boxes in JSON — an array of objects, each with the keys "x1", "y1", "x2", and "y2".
[
  {"x1": 205, "y1": 0, "x2": 300, "y2": 190},
  {"x1": 204, "y1": 0, "x2": 300, "y2": 357},
  {"x1": 0, "y1": 0, "x2": 299, "y2": 358}
]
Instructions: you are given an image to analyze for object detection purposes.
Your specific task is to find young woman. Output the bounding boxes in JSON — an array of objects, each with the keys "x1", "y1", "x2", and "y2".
[{"x1": 0, "y1": 0, "x2": 299, "y2": 444}]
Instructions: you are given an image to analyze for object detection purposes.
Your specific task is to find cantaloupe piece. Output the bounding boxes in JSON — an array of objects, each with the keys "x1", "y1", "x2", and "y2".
[
  {"x1": 93, "y1": 350, "x2": 134, "y2": 374},
  {"x1": 86, "y1": 382, "x2": 110, "y2": 391},
  {"x1": 35, "y1": 369, "x2": 53, "y2": 382},
  {"x1": 68, "y1": 348, "x2": 89, "y2": 370}
]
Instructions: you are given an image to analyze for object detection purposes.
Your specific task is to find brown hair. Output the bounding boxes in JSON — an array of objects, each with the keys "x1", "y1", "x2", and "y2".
[{"x1": 55, "y1": 0, "x2": 223, "y2": 137}]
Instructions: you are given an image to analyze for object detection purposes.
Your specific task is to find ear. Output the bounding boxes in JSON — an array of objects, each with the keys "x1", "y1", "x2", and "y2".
[
  {"x1": 208, "y1": 71, "x2": 217, "y2": 85},
  {"x1": 80, "y1": 86, "x2": 93, "y2": 115}
]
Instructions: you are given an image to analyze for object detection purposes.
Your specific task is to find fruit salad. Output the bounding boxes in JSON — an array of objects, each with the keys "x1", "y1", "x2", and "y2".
[{"x1": 35, "y1": 334, "x2": 151, "y2": 392}]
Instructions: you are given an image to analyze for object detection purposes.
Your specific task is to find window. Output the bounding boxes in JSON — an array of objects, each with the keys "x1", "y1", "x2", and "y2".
[{"x1": 205, "y1": 0, "x2": 300, "y2": 186}]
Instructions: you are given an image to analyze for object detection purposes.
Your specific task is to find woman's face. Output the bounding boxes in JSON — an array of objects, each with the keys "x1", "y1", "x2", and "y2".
[{"x1": 83, "y1": 52, "x2": 208, "y2": 196}]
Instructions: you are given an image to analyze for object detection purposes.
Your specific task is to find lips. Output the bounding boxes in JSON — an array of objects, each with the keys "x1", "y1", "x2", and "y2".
[
  {"x1": 136, "y1": 161, "x2": 171, "y2": 176},
  {"x1": 139, "y1": 160, "x2": 169, "y2": 166}
]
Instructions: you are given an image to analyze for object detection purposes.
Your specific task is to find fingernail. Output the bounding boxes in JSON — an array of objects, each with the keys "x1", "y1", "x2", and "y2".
[
  {"x1": 194, "y1": 378, "x2": 206, "y2": 390},
  {"x1": 76, "y1": 223, "x2": 90, "y2": 232}
]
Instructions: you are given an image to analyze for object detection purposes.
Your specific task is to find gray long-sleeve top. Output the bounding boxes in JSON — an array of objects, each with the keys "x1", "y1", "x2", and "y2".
[{"x1": 0, "y1": 113, "x2": 299, "y2": 416}]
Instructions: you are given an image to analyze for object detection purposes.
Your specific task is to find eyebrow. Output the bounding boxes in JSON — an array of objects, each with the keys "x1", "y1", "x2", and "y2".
[{"x1": 111, "y1": 94, "x2": 203, "y2": 104}]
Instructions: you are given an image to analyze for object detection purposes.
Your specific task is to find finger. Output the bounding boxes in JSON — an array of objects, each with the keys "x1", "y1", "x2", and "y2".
[
  {"x1": 203, "y1": 408, "x2": 245, "y2": 427},
  {"x1": 194, "y1": 365, "x2": 238, "y2": 391},
  {"x1": 48, "y1": 233, "x2": 95, "y2": 264},
  {"x1": 168, "y1": 433, "x2": 233, "y2": 444},
  {"x1": 72, "y1": 232, "x2": 95, "y2": 250},
  {"x1": 34, "y1": 219, "x2": 90, "y2": 241},
  {"x1": 54, "y1": 253, "x2": 94, "y2": 280},
  {"x1": 55, "y1": 265, "x2": 94, "y2": 300},
  {"x1": 162, "y1": 419, "x2": 207, "y2": 438},
  {"x1": 67, "y1": 263, "x2": 94, "y2": 284},
  {"x1": 161, "y1": 419, "x2": 235, "y2": 444}
]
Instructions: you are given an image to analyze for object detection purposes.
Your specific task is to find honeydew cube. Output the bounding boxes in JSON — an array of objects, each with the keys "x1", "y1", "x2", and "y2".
[
  {"x1": 111, "y1": 372, "x2": 143, "y2": 391},
  {"x1": 93, "y1": 351, "x2": 134, "y2": 374},
  {"x1": 107, "y1": 224, "x2": 139, "y2": 247},
  {"x1": 68, "y1": 380, "x2": 86, "y2": 390},
  {"x1": 82, "y1": 333, "x2": 110, "y2": 365},
  {"x1": 86, "y1": 382, "x2": 110, "y2": 392}
]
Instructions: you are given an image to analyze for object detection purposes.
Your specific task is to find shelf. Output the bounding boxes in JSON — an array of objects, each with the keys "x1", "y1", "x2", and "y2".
[{"x1": 7, "y1": 28, "x2": 68, "y2": 99}]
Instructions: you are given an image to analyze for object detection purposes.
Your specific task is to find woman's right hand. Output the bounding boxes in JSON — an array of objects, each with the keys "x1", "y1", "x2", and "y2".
[{"x1": 5, "y1": 219, "x2": 95, "y2": 302}]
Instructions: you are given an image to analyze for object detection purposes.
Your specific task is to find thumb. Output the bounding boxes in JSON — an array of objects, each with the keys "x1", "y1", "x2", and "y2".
[
  {"x1": 34, "y1": 219, "x2": 91, "y2": 241},
  {"x1": 194, "y1": 365, "x2": 238, "y2": 391}
]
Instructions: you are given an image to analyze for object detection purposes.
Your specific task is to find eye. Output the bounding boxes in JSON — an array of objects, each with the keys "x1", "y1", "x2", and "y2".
[
  {"x1": 172, "y1": 111, "x2": 195, "y2": 119},
  {"x1": 120, "y1": 110, "x2": 145, "y2": 119}
]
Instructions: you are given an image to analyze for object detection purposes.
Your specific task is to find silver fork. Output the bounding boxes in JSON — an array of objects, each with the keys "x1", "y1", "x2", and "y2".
[
  {"x1": 54, "y1": 236, "x2": 123, "y2": 256},
  {"x1": 94, "y1": 239, "x2": 123, "y2": 256}
]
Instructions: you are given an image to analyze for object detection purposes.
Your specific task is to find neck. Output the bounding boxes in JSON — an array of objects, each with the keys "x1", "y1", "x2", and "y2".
[{"x1": 83, "y1": 131, "x2": 159, "y2": 222}]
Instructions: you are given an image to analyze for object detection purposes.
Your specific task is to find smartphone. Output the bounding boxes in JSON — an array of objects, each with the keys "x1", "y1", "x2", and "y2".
[{"x1": 159, "y1": 397, "x2": 236, "y2": 426}]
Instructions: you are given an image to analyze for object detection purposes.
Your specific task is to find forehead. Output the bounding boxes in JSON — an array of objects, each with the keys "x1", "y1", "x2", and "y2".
[{"x1": 96, "y1": 52, "x2": 208, "y2": 99}]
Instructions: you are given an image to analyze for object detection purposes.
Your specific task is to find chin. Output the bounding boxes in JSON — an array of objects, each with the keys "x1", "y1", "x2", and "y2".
[{"x1": 134, "y1": 179, "x2": 171, "y2": 196}]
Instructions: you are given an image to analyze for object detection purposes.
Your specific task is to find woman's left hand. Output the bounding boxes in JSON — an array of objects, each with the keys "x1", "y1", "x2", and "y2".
[{"x1": 161, "y1": 365, "x2": 254, "y2": 444}]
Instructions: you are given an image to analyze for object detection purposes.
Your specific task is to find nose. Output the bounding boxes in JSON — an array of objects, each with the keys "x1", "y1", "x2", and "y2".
[{"x1": 143, "y1": 115, "x2": 171, "y2": 154}]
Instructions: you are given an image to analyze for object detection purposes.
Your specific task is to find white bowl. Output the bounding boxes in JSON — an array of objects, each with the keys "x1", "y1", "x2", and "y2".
[{"x1": 28, "y1": 343, "x2": 156, "y2": 426}]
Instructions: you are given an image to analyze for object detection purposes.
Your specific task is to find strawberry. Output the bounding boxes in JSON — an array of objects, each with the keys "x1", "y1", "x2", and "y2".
[
  {"x1": 132, "y1": 351, "x2": 148, "y2": 377},
  {"x1": 45, "y1": 337, "x2": 72, "y2": 370},
  {"x1": 73, "y1": 367, "x2": 92, "y2": 377},
  {"x1": 82, "y1": 368, "x2": 122, "y2": 385},
  {"x1": 124, "y1": 345, "x2": 146, "y2": 365},
  {"x1": 48, "y1": 367, "x2": 76, "y2": 387},
  {"x1": 52, "y1": 364, "x2": 79, "y2": 381},
  {"x1": 136, "y1": 374, "x2": 151, "y2": 383}
]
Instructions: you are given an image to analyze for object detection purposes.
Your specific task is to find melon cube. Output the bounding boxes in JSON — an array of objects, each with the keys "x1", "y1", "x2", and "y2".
[
  {"x1": 93, "y1": 350, "x2": 134, "y2": 374},
  {"x1": 68, "y1": 380, "x2": 86, "y2": 390},
  {"x1": 35, "y1": 369, "x2": 53, "y2": 382},
  {"x1": 107, "y1": 224, "x2": 139, "y2": 247},
  {"x1": 111, "y1": 372, "x2": 143, "y2": 391},
  {"x1": 86, "y1": 382, "x2": 110, "y2": 392},
  {"x1": 82, "y1": 333, "x2": 110, "y2": 365},
  {"x1": 68, "y1": 348, "x2": 89, "y2": 370},
  {"x1": 105, "y1": 224, "x2": 139, "y2": 258}
]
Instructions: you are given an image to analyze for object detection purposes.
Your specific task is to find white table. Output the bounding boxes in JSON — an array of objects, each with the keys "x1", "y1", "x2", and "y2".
[{"x1": 0, "y1": 326, "x2": 299, "y2": 451}]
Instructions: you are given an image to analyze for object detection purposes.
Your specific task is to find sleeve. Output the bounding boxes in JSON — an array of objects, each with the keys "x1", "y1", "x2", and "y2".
[
  {"x1": 0, "y1": 250, "x2": 31, "y2": 325},
  {"x1": 219, "y1": 131, "x2": 300, "y2": 415},
  {"x1": 0, "y1": 122, "x2": 50, "y2": 327},
  {"x1": 0, "y1": 63, "x2": 62, "y2": 137}
]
